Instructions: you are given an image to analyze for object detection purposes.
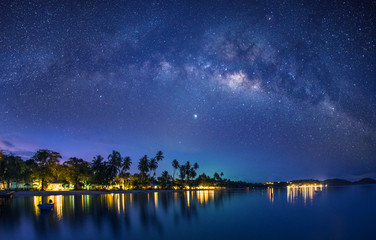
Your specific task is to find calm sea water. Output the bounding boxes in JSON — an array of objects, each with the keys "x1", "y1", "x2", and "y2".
[{"x1": 1, "y1": 185, "x2": 375, "y2": 240}]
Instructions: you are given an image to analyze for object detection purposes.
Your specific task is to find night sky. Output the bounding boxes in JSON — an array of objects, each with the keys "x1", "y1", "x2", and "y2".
[{"x1": 1, "y1": 0, "x2": 375, "y2": 182}]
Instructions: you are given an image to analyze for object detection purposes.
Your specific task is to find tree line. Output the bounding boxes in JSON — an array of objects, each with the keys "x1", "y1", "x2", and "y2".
[{"x1": 0, "y1": 149, "x2": 249, "y2": 191}]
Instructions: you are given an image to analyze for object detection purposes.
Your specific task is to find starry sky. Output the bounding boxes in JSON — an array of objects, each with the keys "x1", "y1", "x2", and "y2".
[{"x1": 1, "y1": 0, "x2": 375, "y2": 182}]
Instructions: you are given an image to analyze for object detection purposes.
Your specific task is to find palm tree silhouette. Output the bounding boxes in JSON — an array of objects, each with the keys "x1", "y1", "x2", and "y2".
[
  {"x1": 121, "y1": 156, "x2": 132, "y2": 175},
  {"x1": 108, "y1": 151, "x2": 122, "y2": 174},
  {"x1": 172, "y1": 159, "x2": 179, "y2": 180},
  {"x1": 138, "y1": 155, "x2": 149, "y2": 183},
  {"x1": 119, "y1": 156, "x2": 132, "y2": 189},
  {"x1": 149, "y1": 158, "x2": 157, "y2": 178},
  {"x1": 155, "y1": 151, "x2": 164, "y2": 162},
  {"x1": 194, "y1": 163, "x2": 199, "y2": 170}
]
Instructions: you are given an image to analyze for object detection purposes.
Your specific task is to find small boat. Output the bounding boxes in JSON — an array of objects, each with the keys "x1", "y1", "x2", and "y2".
[{"x1": 37, "y1": 202, "x2": 54, "y2": 210}]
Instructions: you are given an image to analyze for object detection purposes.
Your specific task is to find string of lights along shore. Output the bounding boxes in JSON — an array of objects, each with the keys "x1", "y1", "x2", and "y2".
[{"x1": 0, "y1": 0, "x2": 375, "y2": 182}]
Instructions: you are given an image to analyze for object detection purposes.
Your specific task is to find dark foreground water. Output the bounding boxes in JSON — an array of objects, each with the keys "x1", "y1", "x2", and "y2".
[{"x1": 1, "y1": 185, "x2": 375, "y2": 240}]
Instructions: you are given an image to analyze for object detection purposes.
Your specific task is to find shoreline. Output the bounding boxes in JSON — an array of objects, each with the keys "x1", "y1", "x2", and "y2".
[
  {"x1": 7, "y1": 184, "x2": 376, "y2": 197},
  {"x1": 11, "y1": 189, "x2": 229, "y2": 198}
]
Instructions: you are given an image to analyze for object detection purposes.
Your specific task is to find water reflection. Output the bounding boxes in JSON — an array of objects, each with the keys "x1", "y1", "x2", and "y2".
[
  {"x1": 267, "y1": 187, "x2": 274, "y2": 203},
  {"x1": 1, "y1": 187, "x2": 376, "y2": 240},
  {"x1": 154, "y1": 192, "x2": 158, "y2": 208},
  {"x1": 196, "y1": 190, "x2": 215, "y2": 205},
  {"x1": 186, "y1": 190, "x2": 190, "y2": 207},
  {"x1": 33, "y1": 195, "x2": 64, "y2": 219},
  {"x1": 287, "y1": 185, "x2": 323, "y2": 204},
  {"x1": 0, "y1": 190, "x2": 234, "y2": 239}
]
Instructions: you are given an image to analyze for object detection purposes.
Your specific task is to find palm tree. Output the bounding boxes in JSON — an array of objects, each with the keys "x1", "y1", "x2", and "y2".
[
  {"x1": 194, "y1": 163, "x2": 199, "y2": 170},
  {"x1": 149, "y1": 151, "x2": 164, "y2": 178},
  {"x1": 214, "y1": 172, "x2": 220, "y2": 182},
  {"x1": 189, "y1": 162, "x2": 199, "y2": 183},
  {"x1": 120, "y1": 156, "x2": 132, "y2": 189},
  {"x1": 138, "y1": 155, "x2": 149, "y2": 182},
  {"x1": 185, "y1": 161, "x2": 191, "y2": 175},
  {"x1": 108, "y1": 150, "x2": 122, "y2": 178},
  {"x1": 91, "y1": 155, "x2": 108, "y2": 187},
  {"x1": 172, "y1": 159, "x2": 179, "y2": 180},
  {"x1": 179, "y1": 164, "x2": 186, "y2": 181},
  {"x1": 149, "y1": 158, "x2": 157, "y2": 178},
  {"x1": 120, "y1": 156, "x2": 132, "y2": 175},
  {"x1": 188, "y1": 167, "x2": 197, "y2": 181},
  {"x1": 155, "y1": 150, "x2": 164, "y2": 162},
  {"x1": 91, "y1": 155, "x2": 104, "y2": 172},
  {"x1": 158, "y1": 170, "x2": 171, "y2": 188},
  {"x1": 178, "y1": 161, "x2": 199, "y2": 186}
]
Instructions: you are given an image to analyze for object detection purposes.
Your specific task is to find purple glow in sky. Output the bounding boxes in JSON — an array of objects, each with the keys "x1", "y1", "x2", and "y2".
[{"x1": 1, "y1": 0, "x2": 375, "y2": 182}]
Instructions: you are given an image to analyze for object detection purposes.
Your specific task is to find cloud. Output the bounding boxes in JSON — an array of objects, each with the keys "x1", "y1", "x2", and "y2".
[
  {"x1": 1, "y1": 149, "x2": 35, "y2": 159},
  {"x1": 0, "y1": 140, "x2": 14, "y2": 148},
  {"x1": 0, "y1": 139, "x2": 35, "y2": 159},
  {"x1": 0, "y1": 135, "x2": 40, "y2": 160}
]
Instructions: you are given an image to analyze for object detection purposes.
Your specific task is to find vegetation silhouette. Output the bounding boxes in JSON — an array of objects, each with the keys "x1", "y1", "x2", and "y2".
[{"x1": 1, "y1": 149, "x2": 247, "y2": 190}]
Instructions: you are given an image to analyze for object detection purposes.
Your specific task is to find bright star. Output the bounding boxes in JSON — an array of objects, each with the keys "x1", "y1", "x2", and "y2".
[{"x1": 194, "y1": 114, "x2": 198, "y2": 119}]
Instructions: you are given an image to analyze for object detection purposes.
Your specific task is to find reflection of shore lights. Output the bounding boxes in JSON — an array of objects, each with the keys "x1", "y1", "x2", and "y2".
[
  {"x1": 121, "y1": 194, "x2": 125, "y2": 213},
  {"x1": 34, "y1": 195, "x2": 63, "y2": 218},
  {"x1": 287, "y1": 184, "x2": 323, "y2": 189},
  {"x1": 186, "y1": 191, "x2": 190, "y2": 207},
  {"x1": 34, "y1": 196, "x2": 42, "y2": 213},
  {"x1": 154, "y1": 192, "x2": 158, "y2": 208},
  {"x1": 287, "y1": 184, "x2": 324, "y2": 204},
  {"x1": 54, "y1": 195, "x2": 63, "y2": 219},
  {"x1": 197, "y1": 186, "x2": 223, "y2": 189},
  {"x1": 267, "y1": 187, "x2": 274, "y2": 203},
  {"x1": 117, "y1": 195, "x2": 120, "y2": 214}
]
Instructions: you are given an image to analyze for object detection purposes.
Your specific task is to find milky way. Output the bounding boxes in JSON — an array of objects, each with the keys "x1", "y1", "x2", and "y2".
[{"x1": 1, "y1": 0, "x2": 375, "y2": 181}]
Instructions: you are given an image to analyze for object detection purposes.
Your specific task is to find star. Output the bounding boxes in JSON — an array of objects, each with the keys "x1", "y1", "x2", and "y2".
[{"x1": 0, "y1": 0, "x2": 374, "y2": 182}]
